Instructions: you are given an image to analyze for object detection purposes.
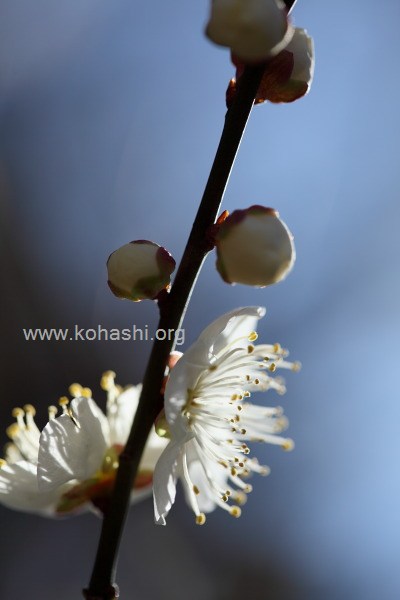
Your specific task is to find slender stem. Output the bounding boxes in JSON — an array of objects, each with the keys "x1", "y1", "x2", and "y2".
[{"x1": 84, "y1": 62, "x2": 266, "y2": 599}]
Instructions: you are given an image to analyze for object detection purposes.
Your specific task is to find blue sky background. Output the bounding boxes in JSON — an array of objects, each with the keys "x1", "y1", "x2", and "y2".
[{"x1": 1, "y1": 1, "x2": 400, "y2": 598}]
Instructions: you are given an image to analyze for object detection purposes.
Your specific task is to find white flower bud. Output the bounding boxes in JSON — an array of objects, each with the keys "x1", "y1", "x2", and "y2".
[
  {"x1": 206, "y1": 0, "x2": 293, "y2": 62},
  {"x1": 288, "y1": 29, "x2": 314, "y2": 86},
  {"x1": 255, "y1": 28, "x2": 314, "y2": 104},
  {"x1": 107, "y1": 240, "x2": 175, "y2": 301},
  {"x1": 215, "y1": 206, "x2": 295, "y2": 287}
]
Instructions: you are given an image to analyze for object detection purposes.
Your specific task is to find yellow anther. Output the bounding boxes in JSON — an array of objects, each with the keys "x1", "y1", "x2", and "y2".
[
  {"x1": 69, "y1": 383, "x2": 82, "y2": 397},
  {"x1": 292, "y1": 361, "x2": 302, "y2": 372},
  {"x1": 231, "y1": 394, "x2": 238, "y2": 401},
  {"x1": 254, "y1": 378, "x2": 260, "y2": 385},
  {"x1": 237, "y1": 405, "x2": 243, "y2": 411},
  {"x1": 81, "y1": 387, "x2": 92, "y2": 398},
  {"x1": 263, "y1": 356, "x2": 270, "y2": 362},
  {"x1": 48, "y1": 405, "x2": 58, "y2": 418},
  {"x1": 209, "y1": 364, "x2": 217, "y2": 371},
  {"x1": 155, "y1": 414, "x2": 171, "y2": 439},
  {"x1": 273, "y1": 343, "x2": 282, "y2": 353},
  {"x1": 244, "y1": 484, "x2": 253, "y2": 494},
  {"x1": 23, "y1": 404, "x2": 36, "y2": 415},
  {"x1": 269, "y1": 363, "x2": 276, "y2": 372},
  {"x1": 282, "y1": 439, "x2": 295, "y2": 451},
  {"x1": 248, "y1": 331, "x2": 258, "y2": 342},
  {"x1": 247, "y1": 345, "x2": 254, "y2": 354},
  {"x1": 195, "y1": 513, "x2": 206, "y2": 525},
  {"x1": 276, "y1": 417, "x2": 288, "y2": 431},
  {"x1": 246, "y1": 375, "x2": 251, "y2": 381},
  {"x1": 58, "y1": 396, "x2": 70, "y2": 406},
  {"x1": 222, "y1": 494, "x2": 228, "y2": 502},
  {"x1": 6, "y1": 423, "x2": 20, "y2": 439},
  {"x1": 100, "y1": 371, "x2": 116, "y2": 391},
  {"x1": 240, "y1": 428, "x2": 246, "y2": 435},
  {"x1": 231, "y1": 467, "x2": 237, "y2": 476},
  {"x1": 226, "y1": 490, "x2": 231, "y2": 496},
  {"x1": 234, "y1": 492, "x2": 247, "y2": 506},
  {"x1": 11, "y1": 407, "x2": 24, "y2": 418},
  {"x1": 244, "y1": 391, "x2": 251, "y2": 397},
  {"x1": 0, "y1": 458, "x2": 7, "y2": 468},
  {"x1": 193, "y1": 485, "x2": 200, "y2": 495},
  {"x1": 230, "y1": 506, "x2": 241, "y2": 518}
]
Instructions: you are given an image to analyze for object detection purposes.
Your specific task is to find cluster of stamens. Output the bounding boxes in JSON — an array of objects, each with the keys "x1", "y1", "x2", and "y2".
[
  {"x1": 1, "y1": 374, "x2": 121, "y2": 470},
  {"x1": 179, "y1": 331, "x2": 298, "y2": 524}
]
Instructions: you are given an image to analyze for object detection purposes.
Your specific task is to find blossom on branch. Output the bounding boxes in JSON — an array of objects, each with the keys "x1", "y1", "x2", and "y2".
[
  {"x1": 153, "y1": 307, "x2": 299, "y2": 525},
  {"x1": 0, "y1": 372, "x2": 167, "y2": 516},
  {"x1": 206, "y1": 0, "x2": 293, "y2": 62}
]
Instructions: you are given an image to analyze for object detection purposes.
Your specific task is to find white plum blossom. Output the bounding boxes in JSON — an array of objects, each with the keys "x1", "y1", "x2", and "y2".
[
  {"x1": 0, "y1": 372, "x2": 167, "y2": 516},
  {"x1": 206, "y1": 0, "x2": 294, "y2": 62},
  {"x1": 153, "y1": 307, "x2": 299, "y2": 525},
  {"x1": 215, "y1": 206, "x2": 295, "y2": 287}
]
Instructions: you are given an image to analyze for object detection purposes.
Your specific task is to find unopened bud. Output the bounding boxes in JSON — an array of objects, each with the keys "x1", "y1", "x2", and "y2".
[
  {"x1": 215, "y1": 206, "x2": 295, "y2": 287},
  {"x1": 206, "y1": 0, "x2": 293, "y2": 62},
  {"x1": 107, "y1": 240, "x2": 175, "y2": 301},
  {"x1": 256, "y1": 28, "x2": 314, "y2": 104}
]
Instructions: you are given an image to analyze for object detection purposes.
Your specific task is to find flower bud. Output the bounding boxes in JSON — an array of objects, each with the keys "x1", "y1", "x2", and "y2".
[
  {"x1": 215, "y1": 206, "x2": 295, "y2": 287},
  {"x1": 256, "y1": 28, "x2": 314, "y2": 103},
  {"x1": 107, "y1": 240, "x2": 176, "y2": 301},
  {"x1": 206, "y1": 0, "x2": 293, "y2": 62}
]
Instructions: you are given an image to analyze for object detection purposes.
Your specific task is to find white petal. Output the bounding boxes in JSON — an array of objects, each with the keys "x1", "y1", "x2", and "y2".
[
  {"x1": 139, "y1": 428, "x2": 169, "y2": 471},
  {"x1": 194, "y1": 306, "x2": 266, "y2": 358},
  {"x1": 185, "y1": 439, "x2": 230, "y2": 513},
  {"x1": 107, "y1": 385, "x2": 141, "y2": 446},
  {"x1": 153, "y1": 439, "x2": 185, "y2": 525},
  {"x1": 0, "y1": 461, "x2": 62, "y2": 515},
  {"x1": 37, "y1": 397, "x2": 109, "y2": 492}
]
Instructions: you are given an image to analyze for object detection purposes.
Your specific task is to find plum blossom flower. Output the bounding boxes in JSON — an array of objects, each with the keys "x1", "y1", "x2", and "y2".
[
  {"x1": 153, "y1": 307, "x2": 299, "y2": 525},
  {"x1": 0, "y1": 372, "x2": 167, "y2": 516}
]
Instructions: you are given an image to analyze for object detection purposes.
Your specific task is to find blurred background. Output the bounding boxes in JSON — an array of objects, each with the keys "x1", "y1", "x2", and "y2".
[{"x1": 1, "y1": 0, "x2": 400, "y2": 598}]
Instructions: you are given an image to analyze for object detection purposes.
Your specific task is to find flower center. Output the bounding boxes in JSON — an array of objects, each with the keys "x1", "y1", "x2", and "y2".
[{"x1": 56, "y1": 444, "x2": 152, "y2": 515}]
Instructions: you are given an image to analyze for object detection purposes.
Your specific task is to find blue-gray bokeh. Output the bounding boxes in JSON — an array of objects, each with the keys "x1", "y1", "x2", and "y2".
[{"x1": 1, "y1": 1, "x2": 400, "y2": 598}]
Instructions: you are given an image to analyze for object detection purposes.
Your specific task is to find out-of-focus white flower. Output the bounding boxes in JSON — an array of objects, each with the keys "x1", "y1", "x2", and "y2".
[
  {"x1": 0, "y1": 372, "x2": 167, "y2": 516},
  {"x1": 206, "y1": 0, "x2": 294, "y2": 62},
  {"x1": 257, "y1": 28, "x2": 314, "y2": 103},
  {"x1": 226, "y1": 28, "x2": 315, "y2": 107},
  {"x1": 107, "y1": 240, "x2": 175, "y2": 302},
  {"x1": 286, "y1": 29, "x2": 314, "y2": 91},
  {"x1": 215, "y1": 206, "x2": 295, "y2": 287},
  {"x1": 153, "y1": 307, "x2": 299, "y2": 525}
]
